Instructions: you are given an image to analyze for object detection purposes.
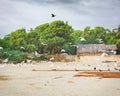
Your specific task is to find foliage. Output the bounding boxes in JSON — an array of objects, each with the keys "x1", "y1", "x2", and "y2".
[
  {"x1": 35, "y1": 20, "x2": 73, "y2": 54},
  {"x1": 0, "y1": 20, "x2": 120, "y2": 54},
  {"x1": 26, "y1": 30, "x2": 41, "y2": 52},
  {"x1": 9, "y1": 53, "x2": 27, "y2": 64},
  {"x1": 9, "y1": 28, "x2": 27, "y2": 50},
  {"x1": 39, "y1": 55, "x2": 49, "y2": 61},
  {"x1": 25, "y1": 44, "x2": 38, "y2": 53},
  {"x1": 71, "y1": 30, "x2": 83, "y2": 44},
  {"x1": 0, "y1": 35, "x2": 11, "y2": 49},
  {"x1": 0, "y1": 49, "x2": 27, "y2": 63}
]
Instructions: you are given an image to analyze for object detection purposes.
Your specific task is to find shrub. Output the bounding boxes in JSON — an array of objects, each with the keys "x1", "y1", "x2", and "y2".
[
  {"x1": 0, "y1": 49, "x2": 27, "y2": 63},
  {"x1": 39, "y1": 55, "x2": 49, "y2": 61},
  {"x1": 9, "y1": 53, "x2": 27, "y2": 64},
  {"x1": 32, "y1": 55, "x2": 49, "y2": 61}
]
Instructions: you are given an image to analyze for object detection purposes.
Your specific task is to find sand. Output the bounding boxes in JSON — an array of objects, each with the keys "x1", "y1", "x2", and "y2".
[{"x1": 0, "y1": 55, "x2": 120, "y2": 96}]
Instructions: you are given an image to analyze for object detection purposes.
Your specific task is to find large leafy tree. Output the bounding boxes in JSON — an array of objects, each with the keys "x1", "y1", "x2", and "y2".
[{"x1": 35, "y1": 20, "x2": 73, "y2": 54}]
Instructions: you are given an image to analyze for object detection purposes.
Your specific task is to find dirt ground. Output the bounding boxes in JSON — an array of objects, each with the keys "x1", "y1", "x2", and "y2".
[{"x1": 0, "y1": 55, "x2": 120, "y2": 96}]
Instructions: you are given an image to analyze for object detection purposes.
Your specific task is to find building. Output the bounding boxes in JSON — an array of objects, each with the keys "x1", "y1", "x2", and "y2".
[{"x1": 76, "y1": 44, "x2": 117, "y2": 55}]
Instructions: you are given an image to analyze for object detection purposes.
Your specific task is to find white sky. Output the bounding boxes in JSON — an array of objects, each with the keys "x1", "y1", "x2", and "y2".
[{"x1": 0, "y1": 0, "x2": 120, "y2": 38}]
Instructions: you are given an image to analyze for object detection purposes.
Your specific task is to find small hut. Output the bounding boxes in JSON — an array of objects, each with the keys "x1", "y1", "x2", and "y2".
[{"x1": 76, "y1": 44, "x2": 117, "y2": 55}]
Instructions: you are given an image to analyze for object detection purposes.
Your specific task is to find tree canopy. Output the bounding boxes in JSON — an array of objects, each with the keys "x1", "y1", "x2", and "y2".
[{"x1": 0, "y1": 20, "x2": 120, "y2": 54}]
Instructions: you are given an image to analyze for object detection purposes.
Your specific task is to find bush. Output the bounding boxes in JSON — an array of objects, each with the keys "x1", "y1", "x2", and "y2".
[
  {"x1": 0, "y1": 49, "x2": 9, "y2": 59},
  {"x1": 39, "y1": 55, "x2": 49, "y2": 61},
  {"x1": 32, "y1": 55, "x2": 49, "y2": 61},
  {"x1": 0, "y1": 49, "x2": 27, "y2": 64},
  {"x1": 9, "y1": 53, "x2": 27, "y2": 64}
]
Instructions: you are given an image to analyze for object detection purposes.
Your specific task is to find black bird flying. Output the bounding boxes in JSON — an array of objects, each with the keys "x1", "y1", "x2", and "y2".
[{"x1": 51, "y1": 13, "x2": 56, "y2": 17}]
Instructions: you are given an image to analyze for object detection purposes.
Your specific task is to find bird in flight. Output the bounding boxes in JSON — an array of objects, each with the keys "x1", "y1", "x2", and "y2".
[{"x1": 51, "y1": 13, "x2": 56, "y2": 17}]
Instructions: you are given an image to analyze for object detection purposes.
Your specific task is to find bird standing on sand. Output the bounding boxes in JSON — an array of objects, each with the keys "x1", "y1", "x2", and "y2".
[
  {"x1": 49, "y1": 57, "x2": 55, "y2": 68},
  {"x1": 51, "y1": 13, "x2": 56, "y2": 17},
  {"x1": 50, "y1": 57, "x2": 54, "y2": 61},
  {"x1": 75, "y1": 68, "x2": 79, "y2": 71},
  {"x1": 94, "y1": 67, "x2": 96, "y2": 70},
  {"x1": 3, "y1": 58, "x2": 8, "y2": 63}
]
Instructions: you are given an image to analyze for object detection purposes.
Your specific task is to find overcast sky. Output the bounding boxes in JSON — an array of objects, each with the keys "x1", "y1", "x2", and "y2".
[{"x1": 0, "y1": 0, "x2": 120, "y2": 38}]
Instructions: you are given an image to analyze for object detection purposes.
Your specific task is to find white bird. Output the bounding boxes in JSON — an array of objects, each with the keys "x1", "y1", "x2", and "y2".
[
  {"x1": 20, "y1": 46, "x2": 25, "y2": 50},
  {"x1": 27, "y1": 59, "x2": 32, "y2": 63},
  {"x1": 81, "y1": 37, "x2": 86, "y2": 41},
  {"x1": 0, "y1": 46, "x2": 3, "y2": 50},
  {"x1": 101, "y1": 52, "x2": 108, "y2": 57},
  {"x1": 50, "y1": 57, "x2": 54, "y2": 61},
  {"x1": 3, "y1": 58, "x2": 8, "y2": 63},
  {"x1": 97, "y1": 52, "x2": 108, "y2": 61},
  {"x1": 49, "y1": 57, "x2": 55, "y2": 68},
  {"x1": 35, "y1": 51, "x2": 40, "y2": 57},
  {"x1": 61, "y1": 49, "x2": 65, "y2": 53}
]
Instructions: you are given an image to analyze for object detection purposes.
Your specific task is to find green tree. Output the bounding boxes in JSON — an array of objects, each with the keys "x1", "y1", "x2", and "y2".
[
  {"x1": 26, "y1": 44, "x2": 38, "y2": 53},
  {"x1": 10, "y1": 28, "x2": 27, "y2": 50},
  {"x1": 71, "y1": 30, "x2": 83, "y2": 44},
  {"x1": 27, "y1": 30, "x2": 41, "y2": 52},
  {"x1": 80, "y1": 26, "x2": 98, "y2": 44},
  {"x1": 36, "y1": 20, "x2": 73, "y2": 54},
  {"x1": 94, "y1": 26, "x2": 106, "y2": 42},
  {"x1": 35, "y1": 23, "x2": 49, "y2": 33},
  {"x1": 0, "y1": 37, "x2": 11, "y2": 49}
]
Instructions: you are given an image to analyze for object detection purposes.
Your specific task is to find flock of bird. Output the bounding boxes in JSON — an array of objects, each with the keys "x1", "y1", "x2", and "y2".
[
  {"x1": 0, "y1": 56, "x2": 120, "y2": 72},
  {"x1": 0, "y1": 38, "x2": 120, "y2": 72}
]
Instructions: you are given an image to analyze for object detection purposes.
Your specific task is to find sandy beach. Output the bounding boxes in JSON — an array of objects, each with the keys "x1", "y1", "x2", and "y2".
[{"x1": 0, "y1": 55, "x2": 120, "y2": 96}]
